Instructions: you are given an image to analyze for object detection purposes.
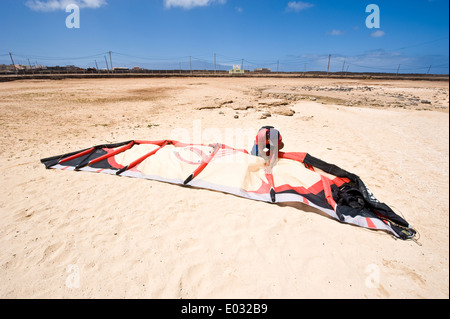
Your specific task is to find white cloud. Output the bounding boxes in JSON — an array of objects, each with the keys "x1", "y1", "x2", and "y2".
[
  {"x1": 164, "y1": 0, "x2": 226, "y2": 9},
  {"x1": 26, "y1": 0, "x2": 107, "y2": 12},
  {"x1": 327, "y1": 29, "x2": 344, "y2": 36},
  {"x1": 286, "y1": 1, "x2": 315, "y2": 12},
  {"x1": 370, "y1": 30, "x2": 386, "y2": 38}
]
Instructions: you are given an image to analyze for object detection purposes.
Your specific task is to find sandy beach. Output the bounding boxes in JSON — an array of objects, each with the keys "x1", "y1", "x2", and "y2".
[{"x1": 0, "y1": 76, "x2": 448, "y2": 299}]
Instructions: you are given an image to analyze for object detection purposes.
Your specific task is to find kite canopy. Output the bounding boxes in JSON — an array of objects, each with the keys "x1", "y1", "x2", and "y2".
[{"x1": 40, "y1": 139, "x2": 417, "y2": 240}]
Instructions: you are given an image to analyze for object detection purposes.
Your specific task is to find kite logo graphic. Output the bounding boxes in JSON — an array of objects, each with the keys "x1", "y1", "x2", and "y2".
[
  {"x1": 366, "y1": 4, "x2": 380, "y2": 29},
  {"x1": 173, "y1": 147, "x2": 207, "y2": 165},
  {"x1": 66, "y1": 4, "x2": 80, "y2": 29},
  {"x1": 173, "y1": 146, "x2": 239, "y2": 165}
]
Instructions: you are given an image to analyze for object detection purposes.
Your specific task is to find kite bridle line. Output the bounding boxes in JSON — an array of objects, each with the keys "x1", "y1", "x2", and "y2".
[
  {"x1": 375, "y1": 212, "x2": 418, "y2": 242},
  {"x1": 387, "y1": 205, "x2": 419, "y2": 243}
]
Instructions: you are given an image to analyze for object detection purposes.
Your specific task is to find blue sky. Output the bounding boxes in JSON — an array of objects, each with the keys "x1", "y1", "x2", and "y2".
[{"x1": 0, "y1": 0, "x2": 448, "y2": 73}]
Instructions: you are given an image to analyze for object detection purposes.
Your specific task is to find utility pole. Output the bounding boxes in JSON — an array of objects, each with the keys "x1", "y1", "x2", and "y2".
[
  {"x1": 104, "y1": 55, "x2": 110, "y2": 73},
  {"x1": 189, "y1": 56, "x2": 192, "y2": 74},
  {"x1": 28, "y1": 58, "x2": 34, "y2": 74},
  {"x1": 109, "y1": 51, "x2": 113, "y2": 73},
  {"x1": 241, "y1": 59, "x2": 244, "y2": 70},
  {"x1": 95, "y1": 60, "x2": 99, "y2": 70},
  {"x1": 427, "y1": 65, "x2": 432, "y2": 74},
  {"x1": 396, "y1": 64, "x2": 401, "y2": 76},
  {"x1": 9, "y1": 52, "x2": 17, "y2": 74},
  {"x1": 327, "y1": 54, "x2": 331, "y2": 75},
  {"x1": 342, "y1": 59, "x2": 346, "y2": 73},
  {"x1": 277, "y1": 60, "x2": 279, "y2": 73},
  {"x1": 214, "y1": 53, "x2": 216, "y2": 74}
]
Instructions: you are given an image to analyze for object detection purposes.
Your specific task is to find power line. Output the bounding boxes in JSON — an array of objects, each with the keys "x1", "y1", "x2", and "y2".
[
  {"x1": 112, "y1": 51, "x2": 190, "y2": 61},
  {"x1": 12, "y1": 52, "x2": 107, "y2": 61},
  {"x1": 394, "y1": 36, "x2": 449, "y2": 51},
  {"x1": 1, "y1": 49, "x2": 448, "y2": 74}
]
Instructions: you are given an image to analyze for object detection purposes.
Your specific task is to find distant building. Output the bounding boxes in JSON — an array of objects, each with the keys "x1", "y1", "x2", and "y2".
[
  {"x1": 254, "y1": 68, "x2": 271, "y2": 73},
  {"x1": 229, "y1": 65, "x2": 244, "y2": 75},
  {"x1": 14, "y1": 65, "x2": 26, "y2": 71},
  {"x1": 65, "y1": 65, "x2": 80, "y2": 71},
  {"x1": 46, "y1": 65, "x2": 84, "y2": 72},
  {"x1": 0, "y1": 64, "x2": 23, "y2": 72}
]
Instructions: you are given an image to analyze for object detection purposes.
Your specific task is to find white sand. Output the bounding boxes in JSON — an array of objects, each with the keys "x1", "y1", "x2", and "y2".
[{"x1": 0, "y1": 77, "x2": 448, "y2": 298}]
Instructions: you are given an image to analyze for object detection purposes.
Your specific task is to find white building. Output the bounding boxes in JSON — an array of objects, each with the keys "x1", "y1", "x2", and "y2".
[{"x1": 229, "y1": 65, "x2": 244, "y2": 74}]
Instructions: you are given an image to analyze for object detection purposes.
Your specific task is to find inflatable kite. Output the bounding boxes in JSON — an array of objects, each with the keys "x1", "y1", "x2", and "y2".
[{"x1": 40, "y1": 139, "x2": 417, "y2": 240}]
